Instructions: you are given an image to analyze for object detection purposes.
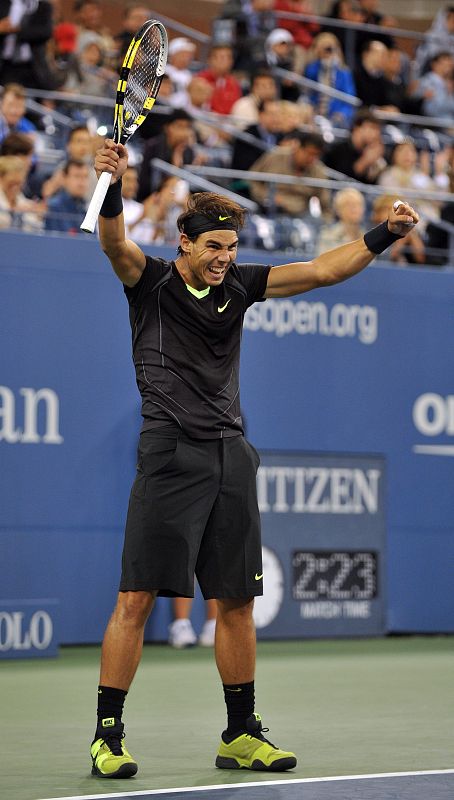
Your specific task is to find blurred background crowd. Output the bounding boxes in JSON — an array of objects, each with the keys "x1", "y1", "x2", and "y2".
[{"x1": 0, "y1": 0, "x2": 453, "y2": 266}]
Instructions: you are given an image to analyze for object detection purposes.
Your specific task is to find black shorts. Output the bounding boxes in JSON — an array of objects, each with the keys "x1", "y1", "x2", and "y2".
[{"x1": 120, "y1": 430, "x2": 263, "y2": 599}]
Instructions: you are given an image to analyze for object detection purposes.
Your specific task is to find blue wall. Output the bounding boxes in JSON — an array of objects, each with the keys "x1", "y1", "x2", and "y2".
[{"x1": 1, "y1": 230, "x2": 453, "y2": 644}]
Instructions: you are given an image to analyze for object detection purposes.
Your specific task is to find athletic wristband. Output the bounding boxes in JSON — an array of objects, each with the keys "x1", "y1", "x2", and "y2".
[
  {"x1": 363, "y1": 221, "x2": 403, "y2": 255},
  {"x1": 99, "y1": 178, "x2": 123, "y2": 218}
]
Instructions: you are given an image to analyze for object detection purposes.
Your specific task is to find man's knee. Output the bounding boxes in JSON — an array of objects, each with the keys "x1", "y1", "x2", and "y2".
[
  {"x1": 114, "y1": 590, "x2": 157, "y2": 627},
  {"x1": 216, "y1": 597, "x2": 254, "y2": 626}
]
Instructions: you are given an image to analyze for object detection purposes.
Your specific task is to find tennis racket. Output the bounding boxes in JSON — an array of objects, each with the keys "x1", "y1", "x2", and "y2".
[{"x1": 80, "y1": 19, "x2": 168, "y2": 233}]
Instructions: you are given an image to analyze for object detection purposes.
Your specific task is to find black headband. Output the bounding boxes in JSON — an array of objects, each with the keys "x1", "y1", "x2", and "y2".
[{"x1": 182, "y1": 212, "x2": 238, "y2": 238}]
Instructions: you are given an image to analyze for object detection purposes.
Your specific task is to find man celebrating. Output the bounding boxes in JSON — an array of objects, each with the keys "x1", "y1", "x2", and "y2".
[{"x1": 89, "y1": 139, "x2": 418, "y2": 779}]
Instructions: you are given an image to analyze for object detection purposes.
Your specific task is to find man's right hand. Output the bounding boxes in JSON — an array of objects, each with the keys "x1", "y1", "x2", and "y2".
[{"x1": 94, "y1": 140, "x2": 128, "y2": 182}]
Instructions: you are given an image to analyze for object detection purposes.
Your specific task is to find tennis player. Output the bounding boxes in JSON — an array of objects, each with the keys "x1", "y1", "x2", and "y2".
[{"x1": 90, "y1": 139, "x2": 419, "y2": 778}]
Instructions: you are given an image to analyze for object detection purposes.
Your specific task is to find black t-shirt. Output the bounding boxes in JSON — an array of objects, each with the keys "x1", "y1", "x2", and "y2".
[{"x1": 124, "y1": 257, "x2": 271, "y2": 439}]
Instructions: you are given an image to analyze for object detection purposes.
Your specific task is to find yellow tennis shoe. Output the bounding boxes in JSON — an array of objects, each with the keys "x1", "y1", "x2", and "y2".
[
  {"x1": 215, "y1": 713, "x2": 297, "y2": 771},
  {"x1": 91, "y1": 718, "x2": 138, "y2": 778}
]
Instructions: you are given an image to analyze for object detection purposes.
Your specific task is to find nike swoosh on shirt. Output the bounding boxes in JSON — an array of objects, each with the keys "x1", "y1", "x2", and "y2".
[
  {"x1": 255, "y1": 573, "x2": 263, "y2": 581},
  {"x1": 217, "y1": 299, "x2": 231, "y2": 313}
]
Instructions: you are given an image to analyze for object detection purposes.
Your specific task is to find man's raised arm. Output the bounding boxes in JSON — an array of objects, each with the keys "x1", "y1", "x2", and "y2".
[
  {"x1": 95, "y1": 140, "x2": 146, "y2": 288},
  {"x1": 265, "y1": 201, "x2": 419, "y2": 298}
]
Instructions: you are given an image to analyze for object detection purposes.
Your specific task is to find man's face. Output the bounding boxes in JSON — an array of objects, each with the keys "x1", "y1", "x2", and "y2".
[
  {"x1": 68, "y1": 129, "x2": 93, "y2": 160},
  {"x1": 365, "y1": 41, "x2": 387, "y2": 71},
  {"x1": 433, "y1": 55, "x2": 454, "y2": 79},
  {"x1": 353, "y1": 121, "x2": 381, "y2": 147},
  {"x1": 166, "y1": 119, "x2": 193, "y2": 148},
  {"x1": 171, "y1": 49, "x2": 194, "y2": 70},
  {"x1": 259, "y1": 101, "x2": 282, "y2": 133},
  {"x1": 209, "y1": 48, "x2": 233, "y2": 76},
  {"x1": 253, "y1": 76, "x2": 277, "y2": 101},
  {"x1": 180, "y1": 229, "x2": 239, "y2": 289},
  {"x1": 122, "y1": 168, "x2": 138, "y2": 199},
  {"x1": 2, "y1": 93, "x2": 26, "y2": 127},
  {"x1": 78, "y1": 1, "x2": 102, "y2": 29},
  {"x1": 65, "y1": 164, "x2": 90, "y2": 198},
  {"x1": 125, "y1": 6, "x2": 149, "y2": 33},
  {"x1": 1, "y1": 167, "x2": 26, "y2": 197},
  {"x1": 294, "y1": 144, "x2": 322, "y2": 170}
]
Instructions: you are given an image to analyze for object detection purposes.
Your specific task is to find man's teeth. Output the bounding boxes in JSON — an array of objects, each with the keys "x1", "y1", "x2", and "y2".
[{"x1": 209, "y1": 267, "x2": 224, "y2": 275}]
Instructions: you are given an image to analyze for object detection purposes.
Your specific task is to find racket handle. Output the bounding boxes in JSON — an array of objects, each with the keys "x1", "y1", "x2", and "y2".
[{"x1": 80, "y1": 171, "x2": 114, "y2": 233}]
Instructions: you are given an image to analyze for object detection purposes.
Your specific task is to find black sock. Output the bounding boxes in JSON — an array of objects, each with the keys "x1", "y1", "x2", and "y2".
[
  {"x1": 223, "y1": 681, "x2": 255, "y2": 736},
  {"x1": 96, "y1": 685, "x2": 127, "y2": 733}
]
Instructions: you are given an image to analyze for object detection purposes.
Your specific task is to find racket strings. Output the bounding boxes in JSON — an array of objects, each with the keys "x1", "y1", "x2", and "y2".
[{"x1": 123, "y1": 28, "x2": 163, "y2": 126}]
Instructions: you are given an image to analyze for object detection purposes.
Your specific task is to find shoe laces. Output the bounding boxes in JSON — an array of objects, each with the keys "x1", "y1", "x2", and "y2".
[
  {"x1": 245, "y1": 716, "x2": 277, "y2": 749},
  {"x1": 102, "y1": 730, "x2": 125, "y2": 756}
]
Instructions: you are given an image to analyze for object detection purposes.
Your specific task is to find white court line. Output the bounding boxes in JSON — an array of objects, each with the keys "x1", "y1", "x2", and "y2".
[{"x1": 38, "y1": 769, "x2": 454, "y2": 800}]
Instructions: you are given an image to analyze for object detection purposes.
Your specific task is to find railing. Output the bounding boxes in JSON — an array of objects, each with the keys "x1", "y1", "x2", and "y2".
[
  {"x1": 186, "y1": 164, "x2": 454, "y2": 205},
  {"x1": 151, "y1": 158, "x2": 258, "y2": 211}
]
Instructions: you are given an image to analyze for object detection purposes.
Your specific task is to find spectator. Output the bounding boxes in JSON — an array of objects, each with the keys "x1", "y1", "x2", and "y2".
[
  {"x1": 115, "y1": 5, "x2": 150, "y2": 62},
  {"x1": 121, "y1": 164, "x2": 151, "y2": 242},
  {"x1": 51, "y1": 22, "x2": 81, "y2": 89},
  {"x1": 197, "y1": 45, "x2": 242, "y2": 114},
  {"x1": 0, "y1": 131, "x2": 35, "y2": 196},
  {"x1": 169, "y1": 77, "x2": 228, "y2": 147},
  {"x1": 355, "y1": 0, "x2": 395, "y2": 53},
  {"x1": 264, "y1": 28, "x2": 300, "y2": 101},
  {"x1": 0, "y1": 83, "x2": 36, "y2": 145},
  {"x1": 74, "y1": 0, "x2": 114, "y2": 57},
  {"x1": 166, "y1": 38, "x2": 197, "y2": 95},
  {"x1": 275, "y1": 0, "x2": 319, "y2": 59},
  {"x1": 63, "y1": 33, "x2": 116, "y2": 100},
  {"x1": 168, "y1": 597, "x2": 217, "y2": 648},
  {"x1": 426, "y1": 145, "x2": 454, "y2": 266},
  {"x1": 414, "y1": 5, "x2": 454, "y2": 78},
  {"x1": 249, "y1": 130, "x2": 330, "y2": 217},
  {"x1": 304, "y1": 32, "x2": 356, "y2": 126},
  {"x1": 0, "y1": 0, "x2": 53, "y2": 88},
  {"x1": 0, "y1": 155, "x2": 42, "y2": 231},
  {"x1": 378, "y1": 140, "x2": 441, "y2": 224},
  {"x1": 230, "y1": 70, "x2": 278, "y2": 128},
  {"x1": 418, "y1": 51, "x2": 454, "y2": 119},
  {"x1": 45, "y1": 159, "x2": 89, "y2": 234},
  {"x1": 142, "y1": 175, "x2": 190, "y2": 245},
  {"x1": 371, "y1": 193, "x2": 426, "y2": 265},
  {"x1": 316, "y1": 187, "x2": 365, "y2": 255},
  {"x1": 354, "y1": 40, "x2": 399, "y2": 111},
  {"x1": 41, "y1": 125, "x2": 96, "y2": 201},
  {"x1": 122, "y1": 168, "x2": 189, "y2": 245},
  {"x1": 277, "y1": 99, "x2": 314, "y2": 145},
  {"x1": 323, "y1": 1, "x2": 365, "y2": 67},
  {"x1": 137, "y1": 109, "x2": 196, "y2": 201},
  {"x1": 230, "y1": 99, "x2": 282, "y2": 194},
  {"x1": 324, "y1": 110, "x2": 386, "y2": 183},
  {"x1": 216, "y1": 0, "x2": 276, "y2": 73},
  {"x1": 383, "y1": 47, "x2": 420, "y2": 115}
]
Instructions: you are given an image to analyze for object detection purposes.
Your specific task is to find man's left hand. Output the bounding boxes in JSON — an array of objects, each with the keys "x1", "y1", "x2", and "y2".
[{"x1": 388, "y1": 200, "x2": 419, "y2": 237}]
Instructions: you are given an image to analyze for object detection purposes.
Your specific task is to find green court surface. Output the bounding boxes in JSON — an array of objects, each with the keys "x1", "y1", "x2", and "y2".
[{"x1": 1, "y1": 637, "x2": 452, "y2": 800}]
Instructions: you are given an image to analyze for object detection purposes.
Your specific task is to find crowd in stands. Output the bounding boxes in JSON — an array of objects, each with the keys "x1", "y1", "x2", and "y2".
[{"x1": 0, "y1": 0, "x2": 453, "y2": 265}]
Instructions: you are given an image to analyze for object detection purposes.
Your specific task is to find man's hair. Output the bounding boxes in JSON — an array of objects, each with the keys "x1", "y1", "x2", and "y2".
[
  {"x1": 165, "y1": 108, "x2": 193, "y2": 125},
  {"x1": 176, "y1": 192, "x2": 246, "y2": 254},
  {"x1": 67, "y1": 124, "x2": 90, "y2": 142},
  {"x1": 0, "y1": 132, "x2": 33, "y2": 156},
  {"x1": 2, "y1": 82, "x2": 26, "y2": 100},
  {"x1": 294, "y1": 131, "x2": 325, "y2": 150},
  {"x1": 251, "y1": 69, "x2": 275, "y2": 84},
  {"x1": 63, "y1": 159, "x2": 88, "y2": 175},
  {"x1": 351, "y1": 109, "x2": 381, "y2": 130}
]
